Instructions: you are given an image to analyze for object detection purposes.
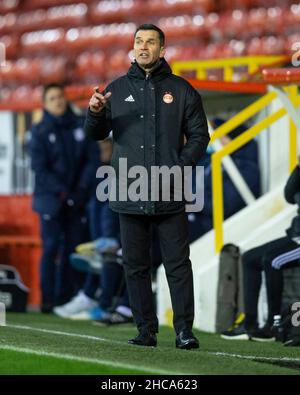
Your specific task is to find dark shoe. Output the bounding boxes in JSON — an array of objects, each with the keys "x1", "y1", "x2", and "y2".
[
  {"x1": 176, "y1": 329, "x2": 199, "y2": 349},
  {"x1": 249, "y1": 325, "x2": 276, "y2": 342},
  {"x1": 128, "y1": 332, "x2": 157, "y2": 347},
  {"x1": 221, "y1": 313, "x2": 250, "y2": 340},
  {"x1": 94, "y1": 311, "x2": 134, "y2": 326},
  {"x1": 40, "y1": 303, "x2": 54, "y2": 314},
  {"x1": 284, "y1": 337, "x2": 300, "y2": 347},
  {"x1": 221, "y1": 322, "x2": 250, "y2": 340},
  {"x1": 69, "y1": 252, "x2": 103, "y2": 275}
]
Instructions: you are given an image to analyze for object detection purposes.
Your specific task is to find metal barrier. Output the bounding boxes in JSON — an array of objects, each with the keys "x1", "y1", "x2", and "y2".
[
  {"x1": 172, "y1": 55, "x2": 288, "y2": 81},
  {"x1": 211, "y1": 85, "x2": 300, "y2": 252}
]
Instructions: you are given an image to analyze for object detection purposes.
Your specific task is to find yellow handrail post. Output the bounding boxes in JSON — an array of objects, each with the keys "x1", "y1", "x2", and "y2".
[
  {"x1": 248, "y1": 62, "x2": 258, "y2": 75},
  {"x1": 172, "y1": 64, "x2": 181, "y2": 76},
  {"x1": 210, "y1": 91, "x2": 278, "y2": 143},
  {"x1": 32, "y1": 109, "x2": 43, "y2": 124},
  {"x1": 224, "y1": 66, "x2": 234, "y2": 82},
  {"x1": 285, "y1": 85, "x2": 299, "y2": 173},
  {"x1": 196, "y1": 68, "x2": 206, "y2": 80},
  {"x1": 16, "y1": 112, "x2": 26, "y2": 144},
  {"x1": 171, "y1": 55, "x2": 288, "y2": 81},
  {"x1": 211, "y1": 107, "x2": 289, "y2": 253},
  {"x1": 211, "y1": 152, "x2": 224, "y2": 252}
]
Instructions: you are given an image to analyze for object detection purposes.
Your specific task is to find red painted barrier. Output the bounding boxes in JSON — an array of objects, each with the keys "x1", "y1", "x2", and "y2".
[{"x1": 0, "y1": 196, "x2": 41, "y2": 307}]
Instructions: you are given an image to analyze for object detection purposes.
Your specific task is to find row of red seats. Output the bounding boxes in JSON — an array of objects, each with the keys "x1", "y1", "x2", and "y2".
[
  {"x1": 0, "y1": 50, "x2": 132, "y2": 84},
  {"x1": 0, "y1": 34, "x2": 18, "y2": 58},
  {"x1": 1, "y1": 5, "x2": 299, "y2": 59},
  {"x1": 0, "y1": 5, "x2": 88, "y2": 35},
  {"x1": 91, "y1": 0, "x2": 212, "y2": 23},
  {"x1": 0, "y1": 0, "x2": 293, "y2": 15},
  {"x1": 159, "y1": 6, "x2": 300, "y2": 41},
  {"x1": 1, "y1": 3, "x2": 298, "y2": 36},
  {"x1": 12, "y1": 5, "x2": 299, "y2": 55},
  {"x1": 0, "y1": 0, "x2": 19, "y2": 14},
  {"x1": 0, "y1": 56, "x2": 67, "y2": 84},
  {"x1": 17, "y1": 0, "x2": 213, "y2": 15},
  {"x1": 216, "y1": 0, "x2": 296, "y2": 10},
  {"x1": 20, "y1": 0, "x2": 92, "y2": 12},
  {"x1": 0, "y1": 0, "x2": 213, "y2": 34},
  {"x1": 20, "y1": 24, "x2": 136, "y2": 53},
  {"x1": 2, "y1": 31, "x2": 298, "y2": 87},
  {"x1": 10, "y1": 0, "x2": 295, "y2": 14},
  {"x1": 0, "y1": 85, "x2": 42, "y2": 106},
  {"x1": 74, "y1": 50, "x2": 132, "y2": 80},
  {"x1": 0, "y1": 84, "x2": 91, "y2": 111}
]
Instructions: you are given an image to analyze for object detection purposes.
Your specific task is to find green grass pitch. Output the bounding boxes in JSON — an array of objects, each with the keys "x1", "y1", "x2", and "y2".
[{"x1": 0, "y1": 313, "x2": 299, "y2": 375}]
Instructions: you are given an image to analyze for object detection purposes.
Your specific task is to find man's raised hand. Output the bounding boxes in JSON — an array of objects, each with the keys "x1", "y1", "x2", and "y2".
[{"x1": 89, "y1": 87, "x2": 112, "y2": 113}]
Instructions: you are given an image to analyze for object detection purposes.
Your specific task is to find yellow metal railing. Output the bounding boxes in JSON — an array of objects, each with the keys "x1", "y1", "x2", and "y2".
[
  {"x1": 211, "y1": 85, "x2": 300, "y2": 252},
  {"x1": 172, "y1": 55, "x2": 288, "y2": 82}
]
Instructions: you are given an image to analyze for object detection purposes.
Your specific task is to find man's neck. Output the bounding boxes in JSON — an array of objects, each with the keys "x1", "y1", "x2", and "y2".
[{"x1": 139, "y1": 58, "x2": 161, "y2": 75}]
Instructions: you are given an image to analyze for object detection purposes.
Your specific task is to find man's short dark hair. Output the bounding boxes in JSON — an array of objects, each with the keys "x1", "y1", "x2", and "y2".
[
  {"x1": 43, "y1": 83, "x2": 64, "y2": 101},
  {"x1": 134, "y1": 24, "x2": 165, "y2": 47}
]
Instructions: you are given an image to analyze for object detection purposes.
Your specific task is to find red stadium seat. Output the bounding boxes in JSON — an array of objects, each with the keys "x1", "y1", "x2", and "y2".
[
  {"x1": 21, "y1": 28, "x2": 65, "y2": 53},
  {"x1": 21, "y1": 0, "x2": 91, "y2": 11},
  {"x1": 285, "y1": 33, "x2": 300, "y2": 57},
  {"x1": 0, "y1": 12, "x2": 17, "y2": 35},
  {"x1": 246, "y1": 37, "x2": 264, "y2": 56},
  {"x1": 261, "y1": 36, "x2": 285, "y2": 55},
  {"x1": 90, "y1": 0, "x2": 136, "y2": 24},
  {"x1": 75, "y1": 51, "x2": 107, "y2": 80},
  {"x1": 16, "y1": 4, "x2": 88, "y2": 33},
  {"x1": 222, "y1": 9, "x2": 248, "y2": 37},
  {"x1": 106, "y1": 49, "x2": 131, "y2": 80},
  {"x1": 65, "y1": 23, "x2": 135, "y2": 52},
  {"x1": 0, "y1": 0, "x2": 19, "y2": 14},
  {"x1": 0, "y1": 56, "x2": 67, "y2": 85},
  {"x1": 0, "y1": 34, "x2": 18, "y2": 59}
]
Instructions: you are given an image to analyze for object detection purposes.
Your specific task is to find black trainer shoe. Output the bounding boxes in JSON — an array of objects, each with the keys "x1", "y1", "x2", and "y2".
[
  {"x1": 95, "y1": 311, "x2": 134, "y2": 326},
  {"x1": 220, "y1": 313, "x2": 255, "y2": 340},
  {"x1": 221, "y1": 322, "x2": 250, "y2": 340},
  {"x1": 175, "y1": 329, "x2": 199, "y2": 350},
  {"x1": 40, "y1": 303, "x2": 54, "y2": 314},
  {"x1": 249, "y1": 325, "x2": 276, "y2": 342},
  {"x1": 128, "y1": 332, "x2": 157, "y2": 347},
  {"x1": 284, "y1": 337, "x2": 300, "y2": 347}
]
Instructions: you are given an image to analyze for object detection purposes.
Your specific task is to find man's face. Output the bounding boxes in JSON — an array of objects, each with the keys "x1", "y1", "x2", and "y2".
[
  {"x1": 134, "y1": 29, "x2": 165, "y2": 70},
  {"x1": 44, "y1": 87, "x2": 67, "y2": 117}
]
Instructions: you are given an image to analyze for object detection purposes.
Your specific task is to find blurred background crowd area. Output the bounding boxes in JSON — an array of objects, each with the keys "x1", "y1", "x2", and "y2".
[{"x1": 0, "y1": 0, "x2": 300, "y2": 105}]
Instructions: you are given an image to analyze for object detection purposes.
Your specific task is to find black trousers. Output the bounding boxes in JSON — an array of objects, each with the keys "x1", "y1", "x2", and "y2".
[
  {"x1": 119, "y1": 210, "x2": 194, "y2": 335},
  {"x1": 243, "y1": 236, "x2": 299, "y2": 329}
]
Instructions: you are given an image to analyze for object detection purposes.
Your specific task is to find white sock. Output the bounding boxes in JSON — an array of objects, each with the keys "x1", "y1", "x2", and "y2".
[
  {"x1": 78, "y1": 290, "x2": 94, "y2": 304},
  {"x1": 116, "y1": 305, "x2": 132, "y2": 318}
]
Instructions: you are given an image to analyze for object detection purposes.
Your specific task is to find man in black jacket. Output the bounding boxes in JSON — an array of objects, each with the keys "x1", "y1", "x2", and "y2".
[{"x1": 85, "y1": 24, "x2": 210, "y2": 348}]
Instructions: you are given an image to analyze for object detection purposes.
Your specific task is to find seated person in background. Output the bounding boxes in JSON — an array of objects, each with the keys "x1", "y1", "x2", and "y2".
[
  {"x1": 221, "y1": 159, "x2": 300, "y2": 342},
  {"x1": 53, "y1": 138, "x2": 133, "y2": 323},
  {"x1": 188, "y1": 119, "x2": 261, "y2": 242}
]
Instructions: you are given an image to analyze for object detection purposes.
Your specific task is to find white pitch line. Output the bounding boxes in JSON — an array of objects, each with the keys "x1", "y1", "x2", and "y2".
[
  {"x1": 5, "y1": 324, "x2": 189, "y2": 375},
  {"x1": 9, "y1": 324, "x2": 125, "y2": 346},
  {"x1": 210, "y1": 351, "x2": 300, "y2": 363},
  {"x1": 8, "y1": 324, "x2": 300, "y2": 368},
  {"x1": 0, "y1": 344, "x2": 184, "y2": 375}
]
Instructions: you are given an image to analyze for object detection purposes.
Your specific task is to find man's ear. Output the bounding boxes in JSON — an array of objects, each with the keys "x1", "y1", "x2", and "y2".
[{"x1": 160, "y1": 47, "x2": 166, "y2": 58}]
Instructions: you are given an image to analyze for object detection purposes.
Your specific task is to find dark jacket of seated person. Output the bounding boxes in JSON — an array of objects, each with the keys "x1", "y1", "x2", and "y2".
[{"x1": 188, "y1": 124, "x2": 260, "y2": 242}]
